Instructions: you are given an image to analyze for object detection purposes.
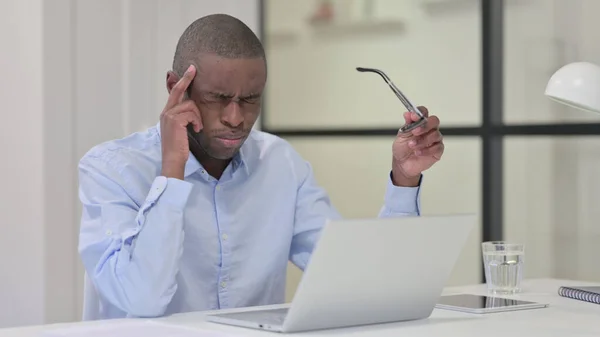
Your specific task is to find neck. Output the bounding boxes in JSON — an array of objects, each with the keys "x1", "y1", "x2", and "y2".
[{"x1": 189, "y1": 146, "x2": 230, "y2": 180}]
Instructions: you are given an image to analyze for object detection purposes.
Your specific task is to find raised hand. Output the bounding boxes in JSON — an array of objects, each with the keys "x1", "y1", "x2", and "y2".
[
  {"x1": 160, "y1": 65, "x2": 203, "y2": 180},
  {"x1": 391, "y1": 106, "x2": 444, "y2": 186}
]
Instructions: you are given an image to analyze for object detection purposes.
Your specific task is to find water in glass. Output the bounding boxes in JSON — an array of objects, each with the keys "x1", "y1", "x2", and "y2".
[{"x1": 483, "y1": 249, "x2": 524, "y2": 294}]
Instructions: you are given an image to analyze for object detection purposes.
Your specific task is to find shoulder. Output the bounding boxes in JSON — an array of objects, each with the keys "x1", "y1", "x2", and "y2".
[
  {"x1": 243, "y1": 129, "x2": 304, "y2": 160},
  {"x1": 78, "y1": 125, "x2": 162, "y2": 183},
  {"x1": 243, "y1": 129, "x2": 312, "y2": 179}
]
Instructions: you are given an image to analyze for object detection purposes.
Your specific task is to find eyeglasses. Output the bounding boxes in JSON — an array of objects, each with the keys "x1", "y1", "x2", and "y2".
[{"x1": 356, "y1": 67, "x2": 427, "y2": 133}]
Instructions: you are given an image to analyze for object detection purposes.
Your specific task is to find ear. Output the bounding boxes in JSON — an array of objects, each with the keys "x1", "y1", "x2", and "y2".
[{"x1": 166, "y1": 71, "x2": 180, "y2": 94}]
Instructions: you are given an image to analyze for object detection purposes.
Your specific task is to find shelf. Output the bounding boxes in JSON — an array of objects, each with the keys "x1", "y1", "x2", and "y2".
[
  {"x1": 309, "y1": 19, "x2": 406, "y2": 39},
  {"x1": 422, "y1": 0, "x2": 527, "y2": 15},
  {"x1": 421, "y1": 0, "x2": 478, "y2": 15}
]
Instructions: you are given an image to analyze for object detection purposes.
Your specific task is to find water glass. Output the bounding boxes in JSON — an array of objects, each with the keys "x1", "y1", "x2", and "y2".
[{"x1": 482, "y1": 241, "x2": 525, "y2": 294}]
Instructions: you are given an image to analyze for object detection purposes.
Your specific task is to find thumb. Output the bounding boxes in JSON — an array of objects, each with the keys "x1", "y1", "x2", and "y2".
[{"x1": 403, "y1": 111, "x2": 421, "y2": 123}]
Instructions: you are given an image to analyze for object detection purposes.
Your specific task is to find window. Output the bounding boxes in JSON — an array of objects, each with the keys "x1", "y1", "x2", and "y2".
[{"x1": 261, "y1": 0, "x2": 600, "y2": 298}]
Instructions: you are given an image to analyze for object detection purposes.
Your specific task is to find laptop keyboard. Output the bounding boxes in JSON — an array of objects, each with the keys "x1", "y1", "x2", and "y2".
[{"x1": 215, "y1": 307, "x2": 289, "y2": 326}]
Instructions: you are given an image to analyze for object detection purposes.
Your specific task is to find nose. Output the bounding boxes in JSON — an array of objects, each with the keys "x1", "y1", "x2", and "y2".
[{"x1": 221, "y1": 101, "x2": 244, "y2": 128}]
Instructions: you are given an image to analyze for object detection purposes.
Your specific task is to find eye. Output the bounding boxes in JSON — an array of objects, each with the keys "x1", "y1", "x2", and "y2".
[
  {"x1": 216, "y1": 95, "x2": 230, "y2": 102},
  {"x1": 203, "y1": 94, "x2": 229, "y2": 104},
  {"x1": 242, "y1": 96, "x2": 261, "y2": 104}
]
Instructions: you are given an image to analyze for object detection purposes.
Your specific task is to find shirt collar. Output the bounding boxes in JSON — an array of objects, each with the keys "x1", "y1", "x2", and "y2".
[{"x1": 155, "y1": 122, "x2": 250, "y2": 177}]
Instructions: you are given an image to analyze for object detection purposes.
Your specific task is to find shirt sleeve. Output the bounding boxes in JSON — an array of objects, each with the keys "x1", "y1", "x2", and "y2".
[
  {"x1": 378, "y1": 172, "x2": 422, "y2": 217},
  {"x1": 287, "y1": 148, "x2": 421, "y2": 271},
  {"x1": 288, "y1": 160, "x2": 342, "y2": 271},
  {"x1": 78, "y1": 156, "x2": 192, "y2": 318}
]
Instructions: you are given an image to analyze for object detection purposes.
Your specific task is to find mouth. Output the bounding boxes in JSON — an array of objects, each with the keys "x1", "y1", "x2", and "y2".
[{"x1": 215, "y1": 135, "x2": 245, "y2": 148}]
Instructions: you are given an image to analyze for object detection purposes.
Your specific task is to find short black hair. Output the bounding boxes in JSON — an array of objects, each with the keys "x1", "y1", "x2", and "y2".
[{"x1": 172, "y1": 13, "x2": 266, "y2": 76}]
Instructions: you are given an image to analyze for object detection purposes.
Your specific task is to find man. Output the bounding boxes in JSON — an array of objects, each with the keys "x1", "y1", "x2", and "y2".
[{"x1": 78, "y1": 14, "x2": 444, "y2": 320}]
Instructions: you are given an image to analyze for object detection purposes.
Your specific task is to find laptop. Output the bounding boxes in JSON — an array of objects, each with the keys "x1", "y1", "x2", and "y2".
[{"x1": 205, "y1": 214, "x2": 476, "y2": 333}]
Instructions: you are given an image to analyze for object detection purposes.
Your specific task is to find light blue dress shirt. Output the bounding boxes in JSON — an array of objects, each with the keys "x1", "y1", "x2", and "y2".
[{"x1": 78, "y1": 123, "x2": 422, "y2": 320}]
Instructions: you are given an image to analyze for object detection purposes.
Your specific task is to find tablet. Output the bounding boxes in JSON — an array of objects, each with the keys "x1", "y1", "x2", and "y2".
[{"x1": 435, "y1": 294, "x2": 549, "y2": 314}]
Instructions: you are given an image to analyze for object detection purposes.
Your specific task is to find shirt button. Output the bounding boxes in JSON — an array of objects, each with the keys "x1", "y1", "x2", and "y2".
[
  {"x1": 215, "y1": 185, "x2": 221, "y2": 191},
  {"x1": 105, "y1": 230, "x2": 112, "y2": 236},
  {"x1": 222, "y1": 234, "x2": 228, "y2": 240},
  {"x1": 221, "y1": 281, "x2": 227, "y2": 288}
]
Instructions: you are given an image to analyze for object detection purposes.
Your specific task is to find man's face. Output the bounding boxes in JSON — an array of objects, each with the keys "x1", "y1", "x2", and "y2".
[{"x1": 169, "y1": 53, "x2": 266, "y2": 160}]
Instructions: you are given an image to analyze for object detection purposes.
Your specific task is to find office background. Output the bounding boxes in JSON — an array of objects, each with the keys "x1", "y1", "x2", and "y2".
[
  {"x1": 264, "y1": 0, "x2": 600, "y2": 301},
  {"x1": 1, "y1": 0, "x2": 600, "y2": 330}
]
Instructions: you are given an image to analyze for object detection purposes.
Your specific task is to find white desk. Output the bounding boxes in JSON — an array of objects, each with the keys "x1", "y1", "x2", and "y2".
[{"x1": 2, "y1": 278, "x2": 600, "y2": 336}]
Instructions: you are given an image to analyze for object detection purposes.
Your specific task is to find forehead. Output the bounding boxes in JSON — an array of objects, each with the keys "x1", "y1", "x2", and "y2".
[{"x1": 193, "y1": 53, "x2": 266, "y2": 94}]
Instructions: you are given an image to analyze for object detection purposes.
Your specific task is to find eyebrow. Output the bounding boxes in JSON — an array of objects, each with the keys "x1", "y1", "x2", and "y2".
[
  {"x1": 207, "y1": 91, "x2": 234, "y2": 99},
  {"x1": 206, "y1": 91, "x2": 261, "y2": 100}
]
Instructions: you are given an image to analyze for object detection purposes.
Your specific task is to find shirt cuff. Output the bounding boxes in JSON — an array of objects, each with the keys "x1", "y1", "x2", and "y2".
[
  {"x1": 384, "y1": 172, "x2": 422, "y2": 215},
  {"x1": 145, "y1": 176, "x2": 193, "y2": 210},
  {"x1": 160, "y1": 177, "x2": 193, "y2": 209}
]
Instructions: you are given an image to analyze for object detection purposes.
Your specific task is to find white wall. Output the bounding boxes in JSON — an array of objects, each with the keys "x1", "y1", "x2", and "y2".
[
  {"x1": 0, "y1": 0, "x2": 259, "y2": 328},
  {"x1": 0, "y1": 0, "x2": 46, "y2": 328}
]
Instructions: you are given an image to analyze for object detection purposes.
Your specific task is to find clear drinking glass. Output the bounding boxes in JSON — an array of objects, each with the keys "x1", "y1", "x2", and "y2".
[{"x1": 482, "y1": 241, "x2": 525, "y2": 294}]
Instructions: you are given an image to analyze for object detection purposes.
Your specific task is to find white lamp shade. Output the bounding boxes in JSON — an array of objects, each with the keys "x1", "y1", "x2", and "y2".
[{"x1": 545, "y1": 61, "x2": 600, "y2": 113}]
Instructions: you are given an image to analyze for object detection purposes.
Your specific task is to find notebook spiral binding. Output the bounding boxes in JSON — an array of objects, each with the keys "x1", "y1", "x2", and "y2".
[{"x1": 558, "y1": 286, "x2": 600, "y2": 305}]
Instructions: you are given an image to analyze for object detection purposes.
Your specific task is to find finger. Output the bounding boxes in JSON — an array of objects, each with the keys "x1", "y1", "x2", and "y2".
[
  {"x1": 403, "y1": 110, "x2": 425, "y2": 123},
  {"x1": 410, "y1": 115, "x2": 440, "y2": 136},
  {"x1": 401, "y1": 107, "x2": 431, "y2": 134},
  {"x1": 188, "y1": 112, "x2": 203, "y2": 133},
  {"x1": 408, "y1": 130, "x2": 443, "y2": 150},
  {"x1": 163, "y1": 101, "x2": 203, "y2": 132},
  {"x1": 416, "y1": 106, "x2": 429, "y2": 118},
  {"x1": 165, "y1": 65, "x2": 196, "y2": 110},
  {"x1": 164, "y1": 100, "x2": 201, "y2": 117},
  {"x1": 184, "y1": 104, "x2": 203, "y2": 133},
  {"x1": 403, "y1": 111, "x2": 412, "y2": 124},
  {"x1": 414, "y1": 142, "x2": 444, "y2": 159},
  {"x1": 177, "y1": 110, "x2": 203, "y2": 133}
]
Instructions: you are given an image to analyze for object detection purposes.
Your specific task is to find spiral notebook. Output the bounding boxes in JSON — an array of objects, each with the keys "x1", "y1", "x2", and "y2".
[{"x1": 557, "y1": 286, "x2": 600, "y2": 305}]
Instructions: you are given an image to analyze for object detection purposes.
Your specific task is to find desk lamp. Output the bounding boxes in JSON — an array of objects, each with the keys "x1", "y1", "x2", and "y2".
[{"x1": 545, "y1": 62, "x2": 600, "y2": 113}]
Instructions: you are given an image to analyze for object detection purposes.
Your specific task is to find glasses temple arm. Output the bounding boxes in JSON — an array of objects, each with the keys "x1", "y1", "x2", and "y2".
[{"x1": 356, "y1": 67, "x2": 425, "y2": 118}]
